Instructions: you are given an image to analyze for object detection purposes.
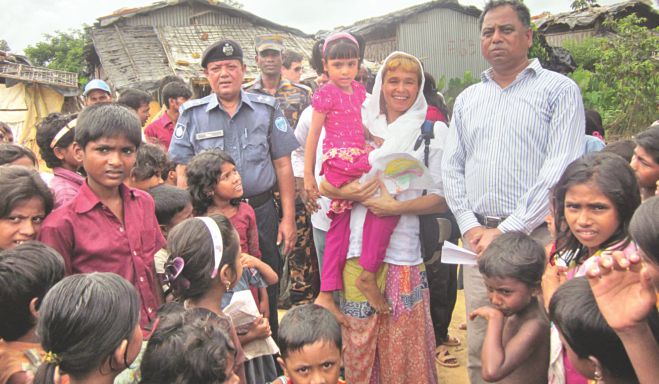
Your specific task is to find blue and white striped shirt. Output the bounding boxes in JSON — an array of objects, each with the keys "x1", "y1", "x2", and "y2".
[{"x1": 442, "y1": 59, "x2": 585, "y2": 235}]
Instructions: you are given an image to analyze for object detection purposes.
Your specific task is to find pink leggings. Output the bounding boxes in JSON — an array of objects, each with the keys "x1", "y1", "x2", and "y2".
[{"x1": 320, "y1": 208, "x2": 400, "y2": 291}]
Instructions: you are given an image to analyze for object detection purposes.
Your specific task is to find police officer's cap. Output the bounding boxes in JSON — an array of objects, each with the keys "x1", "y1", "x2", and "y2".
[{"x1": 202, "y1": 39, "x2": 243, "y2": 68}]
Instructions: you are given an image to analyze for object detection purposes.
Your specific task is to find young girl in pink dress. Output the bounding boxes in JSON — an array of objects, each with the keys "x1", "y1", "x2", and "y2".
[{"x1": 304, "y1": 32, "x2": 397, "y2": 321}]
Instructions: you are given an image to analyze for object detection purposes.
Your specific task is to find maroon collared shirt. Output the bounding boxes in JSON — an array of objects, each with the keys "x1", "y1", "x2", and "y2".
[
  {"x1": 39, "y1": 182, "x2": 166, "y2": 331},
  {"x1": 144, "y1": 111, "x2": 174, "y2": 151},
  {"x1": 50, "y1": 167, "x2": 85, "y2": 209}
]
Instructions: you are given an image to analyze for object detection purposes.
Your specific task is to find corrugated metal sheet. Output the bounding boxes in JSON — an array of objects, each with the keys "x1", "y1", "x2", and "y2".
[
  {"x1": 545, "y1": 29, "x2": 596, "y2": 47},
  {"x1": 398, "y1": 7, "x2": 488, "y2": 85},
  {"x1": 117, "y1": 3, "x2": 243, "y2": 27}
]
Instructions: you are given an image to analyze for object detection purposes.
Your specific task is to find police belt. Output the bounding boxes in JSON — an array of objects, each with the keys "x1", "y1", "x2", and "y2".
[
  {"x1": 244, "y1": 190, "x2": 273, "y2": 209},
  {"x1": 475, "y1": 213, "x2": 508, "y2": 228}
]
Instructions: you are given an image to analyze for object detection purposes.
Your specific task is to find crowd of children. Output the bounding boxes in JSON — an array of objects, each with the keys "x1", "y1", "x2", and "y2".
[{"x1": 1, "y1": 28, "x2": 659, "y2": 384}]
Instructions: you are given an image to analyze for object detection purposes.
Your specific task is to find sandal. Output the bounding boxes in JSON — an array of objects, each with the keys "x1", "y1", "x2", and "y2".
[
  {"x1": 442, "y1": 334, "x2": 461, "y2": 347},
  {"x1": 435, "y1": 346, "x2": 459, "y2": 368}
]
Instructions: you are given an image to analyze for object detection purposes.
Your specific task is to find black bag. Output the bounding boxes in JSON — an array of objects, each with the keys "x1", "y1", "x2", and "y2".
[{"x1": 415, "y1": 121, "x2": 460, "y2": 263}]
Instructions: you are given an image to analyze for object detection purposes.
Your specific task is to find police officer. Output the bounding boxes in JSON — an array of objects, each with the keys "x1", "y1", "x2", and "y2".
[
  {"x1": 244, "y1": 34, "x2": 311, "y2": 130},
  {"x1": 245, "y1": 34, "x2": 319, "y2": 307},
  {"x1": 169, "y1": 39, "x2": 299, "y2": 340}
]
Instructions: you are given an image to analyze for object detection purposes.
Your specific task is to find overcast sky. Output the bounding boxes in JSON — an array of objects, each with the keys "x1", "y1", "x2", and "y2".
[{"x1": 2, "y1": 0, "x2": 626, "y2": 54}]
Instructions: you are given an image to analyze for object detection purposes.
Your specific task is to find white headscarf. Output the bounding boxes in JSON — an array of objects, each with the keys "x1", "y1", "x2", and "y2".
[{"x1": 365, "y1": 51, "x2": 427, "y2": 163}]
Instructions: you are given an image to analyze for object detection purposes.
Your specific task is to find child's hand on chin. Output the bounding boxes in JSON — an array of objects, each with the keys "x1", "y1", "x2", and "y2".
[{"x1": 469, "y1": 306, "x2": 504, "y2": 321}]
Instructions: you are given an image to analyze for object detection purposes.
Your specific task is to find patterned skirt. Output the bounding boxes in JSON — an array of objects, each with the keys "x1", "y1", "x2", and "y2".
[{"x1": 341, "y1": 259, "x2": 438, "y2": 384}]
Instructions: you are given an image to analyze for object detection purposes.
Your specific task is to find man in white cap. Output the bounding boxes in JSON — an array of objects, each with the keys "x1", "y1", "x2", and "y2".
[{"x1": 83, "y1": 79, "x2": 112, "y2": 106}]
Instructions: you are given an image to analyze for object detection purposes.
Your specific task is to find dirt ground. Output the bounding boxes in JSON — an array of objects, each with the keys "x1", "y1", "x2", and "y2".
[{"x1": 436, "y1": 289, "x2": 469, "y2": 383}]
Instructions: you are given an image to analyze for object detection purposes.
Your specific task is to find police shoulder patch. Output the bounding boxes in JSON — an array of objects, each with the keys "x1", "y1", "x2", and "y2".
[
  {"x1": 174, "y1": 123, "x2": 186, "y2": 139},
  {"x1": 247, "y1": 92, "x2": 276, "y2": 107},
  {"x1": 179, "y1": 96, "x2": 210, "y2": 113},
  {"x1": 275, "y1": 116, "x2": 289, "y2": 132}
]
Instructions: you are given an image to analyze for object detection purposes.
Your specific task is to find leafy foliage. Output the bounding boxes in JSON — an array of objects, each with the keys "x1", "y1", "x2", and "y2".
[
  {"x1": 438, "y1": 71, "x2": 480, "y2": 113},
  {"x1": 0, "y1": 39, "x2": 9, "y2": 51},
  {"x1": 564, "y1": 15, "x2": 658, "y2": 136},
  {"x1": 571, "y1": 0, "x2": 599, "y2": 11},
  {"x1": 24, "y1": 28, "x2": 89, "y2": 86}
]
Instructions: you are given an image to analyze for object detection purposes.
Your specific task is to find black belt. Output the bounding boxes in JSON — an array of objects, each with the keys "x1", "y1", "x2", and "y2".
[
  {"x1": 244, "y1": 190, "x2": 273, "y2": 209},
  {"x1": 475, "y1": 213, "x2": 508, "y2": 228}
]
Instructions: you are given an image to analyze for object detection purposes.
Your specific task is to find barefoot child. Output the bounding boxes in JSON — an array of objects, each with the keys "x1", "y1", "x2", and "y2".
[
  {"x1": 469, "y1": 232, "x2": 549, "y2": 383},
  {"x1": 272, "y1": 304, "x2": 345, "y2": 384},
  {"x1": 186, "y1": 150, "x2": 277, "y2": 318},
  {"x1": 0, "y1": 242, "x2": 65, "y2": 384},
  {"x1": 34, "y1": 273, "x2": 143, "y2": 384},
  {"x1": 304, "y1": 32, "x2": 393, "y2": 318}
]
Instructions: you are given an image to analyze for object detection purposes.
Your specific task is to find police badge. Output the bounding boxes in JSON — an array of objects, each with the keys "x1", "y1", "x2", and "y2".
[{"x1": 222, "y1": 43, "x2": 234, "y2": 56}]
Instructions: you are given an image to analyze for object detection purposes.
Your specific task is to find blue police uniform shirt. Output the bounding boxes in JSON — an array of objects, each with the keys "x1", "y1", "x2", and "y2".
[{"x1": 169, "y1": 90, "x2": 300, "y2": 197}]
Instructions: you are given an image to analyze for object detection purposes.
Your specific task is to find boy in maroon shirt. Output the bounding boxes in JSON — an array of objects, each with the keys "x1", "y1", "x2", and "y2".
[{"x1": 39, "y1": 103, "x2": 165, "y2": 332}]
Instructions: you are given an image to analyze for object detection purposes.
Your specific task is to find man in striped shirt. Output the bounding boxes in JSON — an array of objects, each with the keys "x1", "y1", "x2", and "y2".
[{"x1": 441, "y1": 1, "x2": 584, "y2": 383}]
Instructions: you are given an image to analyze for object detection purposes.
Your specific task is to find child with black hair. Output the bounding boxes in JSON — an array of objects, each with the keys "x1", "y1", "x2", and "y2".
[
  {"x1": 468, "y1": 233, "x2": 549, "y2": 384},
  {"x1": 186, "y1": 150, "x2": 277, "y2": 318},
  {"x1": 140, "y1": 306, "x2": 240, "y2": 384},
  {"x1": 38, "y1": 103, "x2": 165, "y2": 333},
  {"x1": 272, "y1": 304, "x2": 344, "y2": 384},
  {"x1": 35, "y1": 112, "x2": 84, "y2": 208},
  {"x1": 549, "y1": 277, "x2": 659, "y2": 384},
  {"x1": 161, "y1": 159, "x2": 178, "y2": 186},
  {"x1": 146, "y1": 184, "x2": 193, "y2": 280},
  {"x1": 33, "y1": 272, "x2": 143, "y2": 384},
  {"x1": 0, "y1": 143, "x2": 38, "y2": 168},
  {"x1": 305, "y1": 31, "x2": 395, "y2": 320},
  {"x1": 118, "y1": 88, "x2": 152, "y2": 125},
  {"x1": 0, "y1": 242, "x2": 65, "y2": 384},
  {"x1": 584, "y1": 196, "x2": 659, "y2": 383},
  {"x1": 162, "y1": 215, "x2": 250, "y2": 383},
  {"x1": 126, "y1": 143, "x2": 168, "y2": 191},
  {"x1": 543, "y1": 152, "x2": 641, "y2": 384},
  {"x1": 0, "y1": 166, "x2": 53, "y2": 251}
]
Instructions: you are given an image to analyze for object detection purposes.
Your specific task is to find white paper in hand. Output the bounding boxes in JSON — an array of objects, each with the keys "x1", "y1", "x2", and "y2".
[
  {"x1": 224, "y1": 290, "x2": 280, "y2": 359},
  {"x1": 441, "y1": 241, "x2": 478, "y2": 266}
]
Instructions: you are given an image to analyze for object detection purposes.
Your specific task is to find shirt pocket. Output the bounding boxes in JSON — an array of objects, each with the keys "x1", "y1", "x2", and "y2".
[
  {"x1": 140, "y1": 228, "x2": 158, "y2": 263},
  {"x1": 241, "y1": 129, "x2": 268, "y2": 164}
]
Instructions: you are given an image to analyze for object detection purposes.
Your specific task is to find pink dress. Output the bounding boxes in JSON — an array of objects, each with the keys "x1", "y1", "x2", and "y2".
[
  {"x1": 313, "y1": 81, "x2": 400, "y2": 292},
  {"x1": 313, "y1": 80, "x2": 370, "y2": 215}
]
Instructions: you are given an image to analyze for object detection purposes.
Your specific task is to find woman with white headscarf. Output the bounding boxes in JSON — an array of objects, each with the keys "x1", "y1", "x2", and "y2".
[{"x1": 321, "y1": 52, "x2": 448, "y2": 383}]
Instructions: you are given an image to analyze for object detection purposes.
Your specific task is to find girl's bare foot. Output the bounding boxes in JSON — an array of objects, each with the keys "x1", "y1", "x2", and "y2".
[
  {"x1": 314, "y1": 291, "x2": 347, "y2": 327},
  {"x1": 355, "y1": 270, "x2": 390, "y2": 314}
]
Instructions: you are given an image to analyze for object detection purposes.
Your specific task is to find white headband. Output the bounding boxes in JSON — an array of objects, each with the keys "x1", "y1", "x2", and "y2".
[{"x1": 196, "y1": 217, "x2": 224, "y2": 278}]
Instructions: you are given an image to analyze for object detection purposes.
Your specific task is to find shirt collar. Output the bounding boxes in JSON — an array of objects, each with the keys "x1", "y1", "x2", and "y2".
[
  {"x1": 205, "y1": 90, "x2": 254, "y2": 112},
  {"x1": 53, "y1": 167, "x2": 85, "y2": 185},
  {"x1": 74, "y1": 182, "x2": 136, "y2": 214},
  {"x1": 481, "y1": 58, "x2": 542, "y2": 83}
]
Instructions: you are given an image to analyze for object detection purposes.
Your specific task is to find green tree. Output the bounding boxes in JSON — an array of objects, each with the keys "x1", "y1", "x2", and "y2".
[
  {"x1": 566, "y1": 15, "x2": 658, "y2": 136},
  {"x1": 0, "y1": 39, "x2": 9, "y2": 51},
  {"x1": 24, "y1": 28, "x2": 89, "y2": 86},
  {"x1": 571, "y1": 0, "x2": 599, "y2": 11}
]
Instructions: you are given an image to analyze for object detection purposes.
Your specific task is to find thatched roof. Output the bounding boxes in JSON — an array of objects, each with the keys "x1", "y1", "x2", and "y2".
[
  {"x1": 90, "y1": 0, "x2": 315, "y2": 92},
  {"x1": 535, "y1": 0, "x2": 658, "y2": 34},
  {"x1": 338, "y1": 0, "x2": 482, "y2": 38}
]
